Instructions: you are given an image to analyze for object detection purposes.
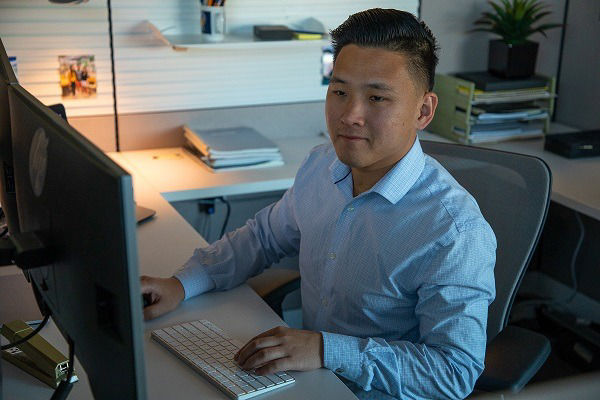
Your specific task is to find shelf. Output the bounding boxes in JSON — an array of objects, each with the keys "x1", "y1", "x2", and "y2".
[
  {"x1": 145, "y1": 21, "x2": 330, "y2": 51},
  {"x1": 429, "y1": 73, "x2": 556, "y2": 145}
]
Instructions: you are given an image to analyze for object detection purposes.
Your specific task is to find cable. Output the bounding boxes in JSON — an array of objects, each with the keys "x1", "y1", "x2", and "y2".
[
  {"x1": 557, "y1": 210, "x2": 584, "y2": 304},
  {"x1": 1, "y1": 314, "x2": 50, "y2": 351},
  {"x1": 107, "y1": 0, "x2": 120, "y2": 151},
  {"x1": 513, "y1": 210, "x2": 585, "y2": 312},
  {"x1": 552, "y1": 0, "x2": 570, "y2": 121},
  {"x1": 50, "y1": 337, "x2": 75, "y2": 400},
  {"x1": 218, "y1": 197, "x2": 231, "y2": 239},
  {"x1": 0, "y1": 207, "x2": 7, "y2": 238}
]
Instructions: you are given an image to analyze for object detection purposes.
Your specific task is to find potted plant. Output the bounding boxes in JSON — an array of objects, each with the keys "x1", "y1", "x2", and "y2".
[{"x1": 472, "y1": 0, "x2": 562, "y2": 78}]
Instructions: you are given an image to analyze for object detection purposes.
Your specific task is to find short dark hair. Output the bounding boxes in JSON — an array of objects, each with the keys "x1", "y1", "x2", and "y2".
[{"x1": 330, "y1": 8, "x2": 439, "y2": 92}]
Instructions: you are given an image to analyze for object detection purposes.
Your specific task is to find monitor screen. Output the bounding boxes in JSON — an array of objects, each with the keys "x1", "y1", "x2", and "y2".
[
  {"x1": 8, "y1": 83, "x2": 147, "y2": 399},
  {"x1": 0, "y1": 36, "x2": 19, "y2": 234}
]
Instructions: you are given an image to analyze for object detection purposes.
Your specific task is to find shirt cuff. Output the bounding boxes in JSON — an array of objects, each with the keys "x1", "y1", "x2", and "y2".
[
  {"x1": 173, "y1": 259, "x2": 215, "y2": 300},
  {"x1": 321, "y1": 331, "x2": 363, "y2": 381}
]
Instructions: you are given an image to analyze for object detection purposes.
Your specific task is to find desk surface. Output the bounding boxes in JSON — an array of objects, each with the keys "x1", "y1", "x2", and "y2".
[
  {"x1": 119, "y1": 126, "x2": 600, "y2": 220},
  {"x1": 1, "y1": 152, "x2": 356, "y2": 400}
]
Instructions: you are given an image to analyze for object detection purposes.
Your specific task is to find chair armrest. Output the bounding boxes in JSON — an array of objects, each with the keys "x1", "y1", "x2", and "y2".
[{"x1": 475, "y1": 325, "x2": 551, "y2": 393}]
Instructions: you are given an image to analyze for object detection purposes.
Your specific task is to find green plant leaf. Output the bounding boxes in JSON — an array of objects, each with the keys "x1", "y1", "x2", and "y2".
[{"x1": 471, "y1": 0, "x2": 562, "y2": 42}]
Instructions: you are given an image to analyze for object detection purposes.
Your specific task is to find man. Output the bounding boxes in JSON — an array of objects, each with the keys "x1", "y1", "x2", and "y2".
[{"x1": 142, "y1": 9, "x2": 496, "y2": 399}]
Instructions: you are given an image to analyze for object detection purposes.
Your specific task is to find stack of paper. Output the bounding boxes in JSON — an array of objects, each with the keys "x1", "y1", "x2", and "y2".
[
  {"x1": 454, "y1": 120, "x2": 545, "y2": 143},
  {"x1": 183, "y1": 125, "x2": 283, "y2": 172}
]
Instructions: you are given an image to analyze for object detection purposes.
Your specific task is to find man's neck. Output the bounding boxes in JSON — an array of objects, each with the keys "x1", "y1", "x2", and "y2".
[
  {"x1": 351, "y1": 137, "x2": 417, "y2": 197},
  {"x1": 351, "y1": 165, "x2": 393, "y2": 197}
]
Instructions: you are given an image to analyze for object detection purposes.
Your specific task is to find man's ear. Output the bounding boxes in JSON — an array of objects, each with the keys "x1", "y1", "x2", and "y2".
[{"x1": 416, "y1": 92, "x2": 438, "y2": 131}]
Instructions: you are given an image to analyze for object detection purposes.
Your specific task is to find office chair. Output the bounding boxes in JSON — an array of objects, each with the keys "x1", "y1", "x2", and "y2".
[{"x1": 247, "y1": 140, "x2": 553, "y2": 393}]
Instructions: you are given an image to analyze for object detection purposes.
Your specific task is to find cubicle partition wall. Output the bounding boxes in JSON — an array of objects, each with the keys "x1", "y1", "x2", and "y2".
[{"x1": 0, "y1": 0, "x2": 419, "y2": 117}]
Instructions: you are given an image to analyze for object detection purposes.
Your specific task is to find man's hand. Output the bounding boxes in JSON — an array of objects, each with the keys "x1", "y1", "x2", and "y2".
[
  {"x1": 234, "y1": 326, "x2": 323, "y2": 375},
  {"x1": 140, "y1": 276, "x2": 185, "y2": 320}
]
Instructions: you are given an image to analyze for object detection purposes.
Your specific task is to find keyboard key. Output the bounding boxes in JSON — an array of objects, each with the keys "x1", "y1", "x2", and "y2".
[
  {"x1": 256, "y1": 376, "x2": 275, "y2": 387},
  {"x1": 265, "y1": 374, "x2": 284, "y2": 384},
  {"x1": 276, "y1": 372, "x2": 295, "y2": 382},
  {"x1": 243, "y1": 378, "x2": 266, "y2": 391},
  {"x1": 228, "y1": 385, "x2": 247, "y2": 396}
]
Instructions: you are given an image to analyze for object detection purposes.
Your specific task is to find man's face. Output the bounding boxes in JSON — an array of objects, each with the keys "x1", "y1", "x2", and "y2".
[{"x1": 325, "y1": 44, "x2": 430, "y2": 174}]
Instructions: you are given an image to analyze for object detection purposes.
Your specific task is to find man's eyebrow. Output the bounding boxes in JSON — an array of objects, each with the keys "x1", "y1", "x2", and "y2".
[
  {"x1": 330, "y1": 77, "x2": 395, "y2": 92},
  {"x1": 365, "y1": 82, "x2": 394, "y2": 91},
  {"x1": 329, "y1": 76, "x2": 346, "y2": 84}
]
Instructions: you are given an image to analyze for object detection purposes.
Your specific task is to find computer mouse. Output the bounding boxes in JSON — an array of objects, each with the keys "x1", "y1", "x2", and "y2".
[{"x1": 142, "y1": 293, "x2": 152, "y2": 308}]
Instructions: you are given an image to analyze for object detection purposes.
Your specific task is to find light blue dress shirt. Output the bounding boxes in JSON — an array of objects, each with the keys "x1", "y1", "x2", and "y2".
[{"x1": 175, "y1": 138, "x2": 496, "y2": 399}]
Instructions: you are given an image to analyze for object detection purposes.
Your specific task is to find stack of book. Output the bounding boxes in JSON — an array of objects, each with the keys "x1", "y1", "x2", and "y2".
[
  {"x1": 451, "y1": 71, "x2": 554, "y2": 143},
  {"x1": 183, "y1": 125, "x2": 283, "y2": 172}
]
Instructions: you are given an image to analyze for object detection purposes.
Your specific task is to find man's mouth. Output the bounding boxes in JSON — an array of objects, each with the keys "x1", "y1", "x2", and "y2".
[{"x1": 338, "y1": 134, "x2": 367, "y2": 142}]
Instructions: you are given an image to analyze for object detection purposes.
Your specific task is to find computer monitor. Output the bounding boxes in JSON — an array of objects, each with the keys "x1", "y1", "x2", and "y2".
[
  {"x1": 0, "y1": 36, "x2": 19, "y2": 234},
  {"x1": 0, "y1": 36, "x2": 17, "y2": 84},
  {"x1": 7, "y1": 83, "x2": 147, "y2": 398}
]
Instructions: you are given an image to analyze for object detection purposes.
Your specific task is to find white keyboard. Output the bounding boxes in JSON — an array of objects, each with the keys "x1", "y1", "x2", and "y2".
[{"x1": 151, "y1": 320, "x2": 295, "y2": 399}]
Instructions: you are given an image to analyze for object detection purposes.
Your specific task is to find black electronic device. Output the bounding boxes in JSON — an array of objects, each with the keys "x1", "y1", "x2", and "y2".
[
  {"x1": 48, "y1": 103, "x2": 67, "y2": 121},
  {"x1": 135, "y1": 204, "x2": 156, "y2": 224},
  {"x1": 253, "y1": 25, "x2": 294, "y2": 41},
  {"x1": 544, "y1": 130, "x2": 600, "y2": 158},
  {"x1": 7, "y1": 83, "x2": 147, "y2": 398},
  {"x1": 0, "y1": 36, "x2": 17, "y2": 84},
  {"x1": 0, "y1": 36, "x2": 20, "y2": 235},
  {"x1": 455, "y1": 71, "x2": 548, "y2": 91},
  {"x1": 46, "y1": 101, "x2": 156, "y2": 225}
]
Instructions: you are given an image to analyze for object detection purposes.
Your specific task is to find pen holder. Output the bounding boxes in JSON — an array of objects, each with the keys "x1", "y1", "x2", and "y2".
[{"x1": 200, "y1": 4, "x2": 225, "y2": 42}]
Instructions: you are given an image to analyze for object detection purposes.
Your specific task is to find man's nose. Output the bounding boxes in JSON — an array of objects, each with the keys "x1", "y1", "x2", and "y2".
[{"x1": 340, "y1": 98, "x2": 366, "y2": 127}]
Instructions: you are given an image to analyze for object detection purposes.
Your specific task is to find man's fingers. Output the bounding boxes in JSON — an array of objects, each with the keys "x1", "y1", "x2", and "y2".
[
  {"x1": 143, "y1": 303, "x2": 161, "y2": 321},
  {"x1": 235, "y1": 335, "x2": 282, "y2": 365},
  {"x1": 244, "y1": 326, "x2": 286, "y2": 345},
  {"x1": 140, "y1": 276, "x2": 158, "y2": 294},
  {"x1": 254, "y1": 357, "x2": 290, "y2": 376},
  {"x1": 235, "y1": 326, "x2": 287, "y2": 361},
  {"x1": 240, "y1": 346, "x2": 286, "y2": 370}
]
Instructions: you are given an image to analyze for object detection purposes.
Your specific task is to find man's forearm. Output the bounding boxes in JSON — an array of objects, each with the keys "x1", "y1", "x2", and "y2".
[{"x1": 322, "y1": 332, "x2": 483, "y2": 400}]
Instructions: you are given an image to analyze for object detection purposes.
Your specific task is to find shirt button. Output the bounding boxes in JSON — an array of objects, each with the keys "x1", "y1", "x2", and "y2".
[
  {"x1": 322, "y1": 298, "x2": 328, "y2": 306},
  {"x1": 328, "y1": 252, "x2": 336, "y2": 260},
  {"x1": 335, "y1": 368, "x2": 344, "y2": 374},
  {"x1": 346, "y1": 207, "x2": 354, "y2": 211}
]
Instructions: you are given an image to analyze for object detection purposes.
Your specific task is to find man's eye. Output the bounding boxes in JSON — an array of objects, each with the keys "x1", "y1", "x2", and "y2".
[
  {"x1": 333, "y1": 90, "x2": 346, "y2": 96},
  {"x1": 370, "y1": 95, "x2": 384, "y2": 102}
]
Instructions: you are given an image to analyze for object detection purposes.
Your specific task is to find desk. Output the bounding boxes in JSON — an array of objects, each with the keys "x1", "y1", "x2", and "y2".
[
  {"x1": 117, "y1": 126, "x2": 599, "y2": 222},
  {"x1": 4, "y1": 124, "x2": 598, "y2": 398},
  {"x1": 1, "y1": 151, "x2": 356, "y2": 399}
]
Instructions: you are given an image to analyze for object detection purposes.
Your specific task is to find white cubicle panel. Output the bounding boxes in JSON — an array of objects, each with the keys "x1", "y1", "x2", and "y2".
[
  {"x1": 0, "y1": 0, "x2": 114, "y2": 117},
  {"x1": 0, "y1": 0, "x2": 419, "y2": 117}
]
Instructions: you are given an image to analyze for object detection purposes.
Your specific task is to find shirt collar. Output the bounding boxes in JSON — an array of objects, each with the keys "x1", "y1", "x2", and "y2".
[{"x1": 328, "y1": 137, "x2": 425, "y2": 204}]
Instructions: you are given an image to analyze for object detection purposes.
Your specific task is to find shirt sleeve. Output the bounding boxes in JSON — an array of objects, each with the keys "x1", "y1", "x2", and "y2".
[
  {"x1": 322, "y1": 223, "x2": 496, "y2": 400},
  {"x1": 174, "y1": 184, "x2": 302, "y2": 300}
]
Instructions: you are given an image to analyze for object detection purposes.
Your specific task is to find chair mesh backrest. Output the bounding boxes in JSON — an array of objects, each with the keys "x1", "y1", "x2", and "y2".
[{"x1": 421, "y1": 141, "x2": 551, "y2": 340}]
